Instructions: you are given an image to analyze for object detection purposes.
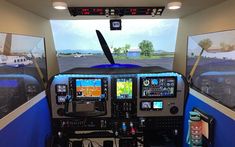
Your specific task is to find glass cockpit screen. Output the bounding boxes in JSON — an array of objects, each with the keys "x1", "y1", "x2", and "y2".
[
  {"x1": 116, "y1": 78, "x2": 133, "y2": 99},
  {"x1": 140, "y1": 77, "x2": 177, "y2": 98},
  {"x1": 76, "y1": 79, "x2": 102, "y2": 98}
]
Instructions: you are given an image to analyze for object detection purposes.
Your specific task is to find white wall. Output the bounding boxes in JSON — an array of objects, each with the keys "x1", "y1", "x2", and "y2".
[
  {"x1": 0, "y1": 0, "x2": 59, "y2": 78},
  {"x1": 174, "y1": 0, "x2": 235, "y2": 75}
]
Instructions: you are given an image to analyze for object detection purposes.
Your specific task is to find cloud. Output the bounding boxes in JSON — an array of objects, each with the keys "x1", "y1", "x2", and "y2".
[
  {"x1": 50, "y1": 19, "x2": 179, "y2": 52},
  {"x1": 55, "y1": 19, "x2": 178, "y2": 38}
]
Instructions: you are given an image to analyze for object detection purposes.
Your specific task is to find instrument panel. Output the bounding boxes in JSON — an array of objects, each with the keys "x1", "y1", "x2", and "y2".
[
  {"x1": 49, "y1": 72, "x2": 186, "y2": 118},
  {"x1": 47, "y1": 67, "x2": 188, "y2": 147}
]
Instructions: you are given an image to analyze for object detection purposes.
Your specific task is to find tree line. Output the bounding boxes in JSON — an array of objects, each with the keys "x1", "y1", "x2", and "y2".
[{"x1": 113, "y1": 40, "x2": 154, "y2": 56}]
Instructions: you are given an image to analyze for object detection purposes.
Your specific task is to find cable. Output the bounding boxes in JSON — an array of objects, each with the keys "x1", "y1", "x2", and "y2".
[
  {"x1": 82, "y1": 139, "x2": 85, "y2": 147},
  {"x1": 90, "y1": 140, "x2": 102, "y2": 147},
  {"x1": 114, "y1": 137, "x2": 118, "y2": 147},
  {"x1": 82, "y1": 138, "x2": 103, "y2": 147},
  {"x1": 88, "y1": 141, "x2": 94, "y2": 147},
  {"x1": 136, "y1": 138, "x2": 144, "y2": 144}
]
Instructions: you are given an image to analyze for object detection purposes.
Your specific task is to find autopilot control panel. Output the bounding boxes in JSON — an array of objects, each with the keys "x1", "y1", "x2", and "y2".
[{"x1": 47, "y1": 67, "x2": 188, "y2": 147}]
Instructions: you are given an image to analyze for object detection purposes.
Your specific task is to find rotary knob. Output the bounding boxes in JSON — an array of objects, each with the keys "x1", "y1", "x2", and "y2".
[
  {"x1": 57, "y1": 108, "x2": 65, "y2": 116},
  {"x1": 170, "y1": 106, "x2": 178, "y2": 114}
]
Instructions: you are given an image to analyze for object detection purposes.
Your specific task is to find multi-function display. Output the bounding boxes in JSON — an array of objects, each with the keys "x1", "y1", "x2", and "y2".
[
  {"x1": 140, "y1": 77, "x2": 177, "y2": 98},
  {"x1": 116, "y1": 78, "x2": 133, "y2": 99}
]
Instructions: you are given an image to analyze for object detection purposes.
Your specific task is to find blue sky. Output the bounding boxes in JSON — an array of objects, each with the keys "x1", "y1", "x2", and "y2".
[
  {"x1": 50, "y1": 19, "x2": 179, "y2": 53},
  {"x1": 0, "y1": 33, "x2": 45, "y2": 54}
]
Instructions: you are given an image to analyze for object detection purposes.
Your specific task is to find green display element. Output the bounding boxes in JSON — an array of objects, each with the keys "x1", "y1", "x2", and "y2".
[{"x1": 116, "y1": 78, "x2": 133, "y2": 99}]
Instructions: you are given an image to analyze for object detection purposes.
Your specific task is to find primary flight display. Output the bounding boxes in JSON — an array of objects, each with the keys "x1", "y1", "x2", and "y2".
[{"x1": 76, "y1": 79, "x2": 102, "y2": 98}]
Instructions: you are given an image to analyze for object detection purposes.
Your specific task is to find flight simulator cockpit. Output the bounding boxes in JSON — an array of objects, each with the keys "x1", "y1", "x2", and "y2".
[
  {"x1": 47, "y1": 67, "x2": 188, "y2": 147},
  {"x1": 46, "y1": 29, "x2": 189, "y2": 147},
  {"x1": 3, "y1": 1, "x2": 235, "y2": 147}
]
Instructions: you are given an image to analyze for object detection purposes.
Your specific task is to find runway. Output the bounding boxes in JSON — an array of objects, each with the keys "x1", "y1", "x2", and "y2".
[{"x1": 57, "y1": 55, "x2": 174, "y2": 72}]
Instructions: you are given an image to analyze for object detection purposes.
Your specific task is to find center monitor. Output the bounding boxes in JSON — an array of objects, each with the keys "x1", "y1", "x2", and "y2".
[{"x1": 116, "y1": 78, "x2": 133, "y2": 99}]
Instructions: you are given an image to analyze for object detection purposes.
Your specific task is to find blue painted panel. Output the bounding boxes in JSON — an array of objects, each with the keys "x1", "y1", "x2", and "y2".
[
  {"x1": 0, "y1": 97, "x2": 51, "y2": 147},
  {"x1": 184, "y1": 93, "x2": 235, "y2": 147}
]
